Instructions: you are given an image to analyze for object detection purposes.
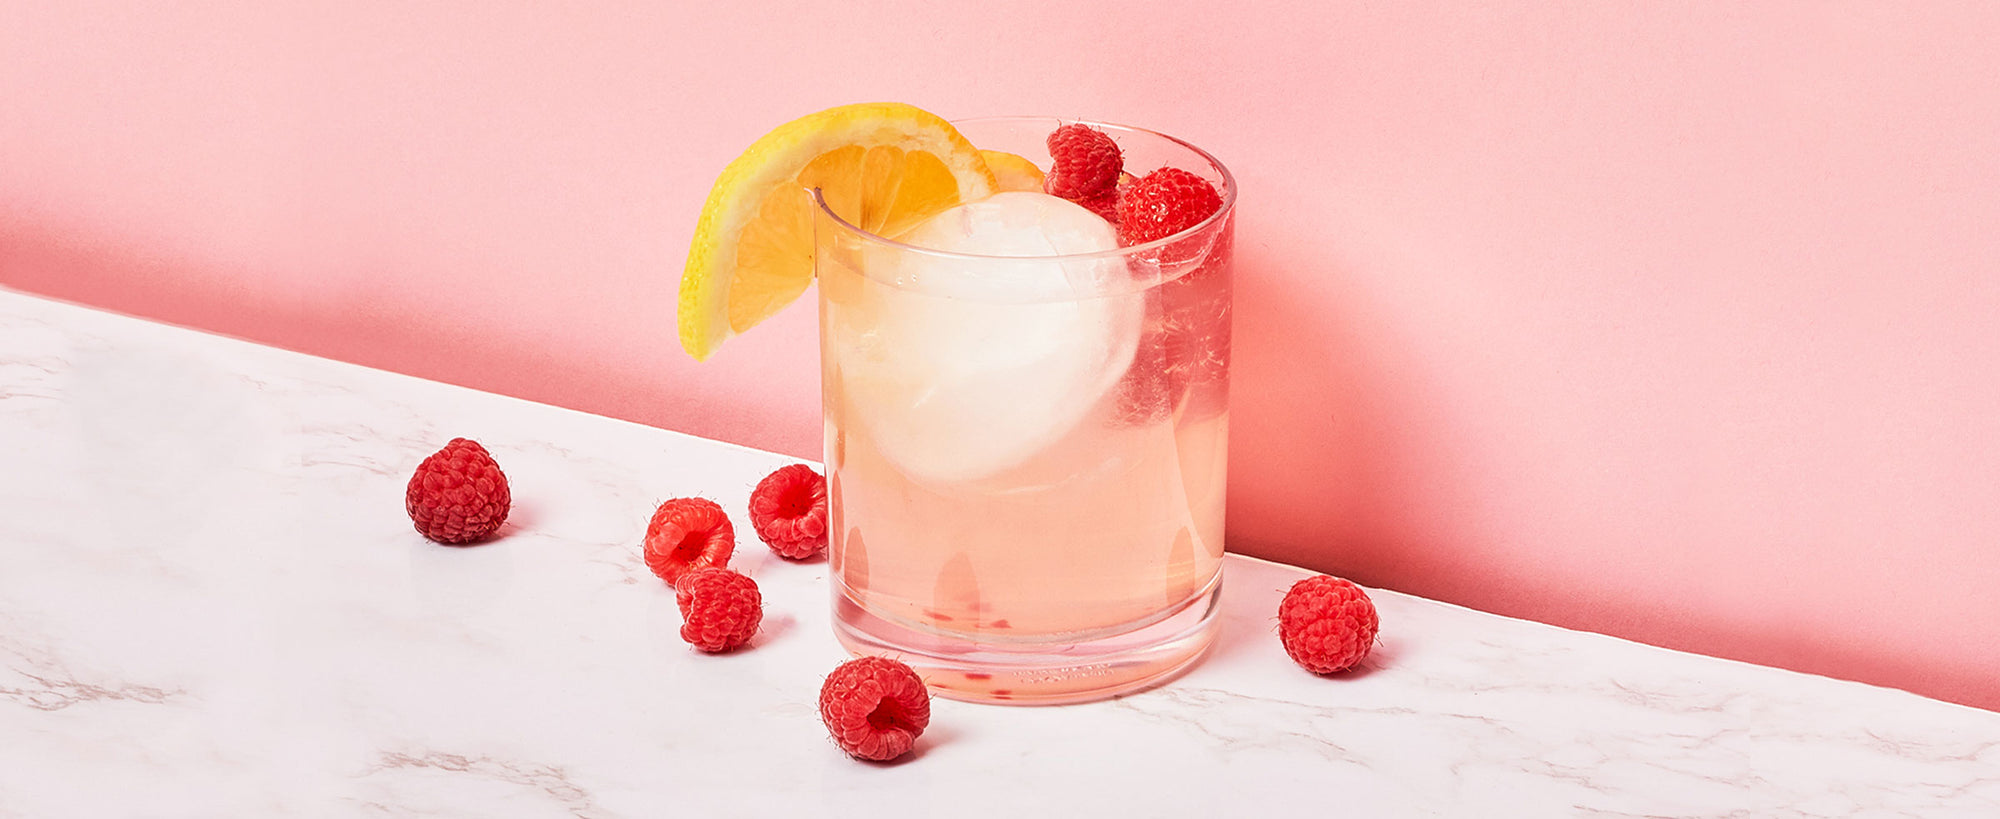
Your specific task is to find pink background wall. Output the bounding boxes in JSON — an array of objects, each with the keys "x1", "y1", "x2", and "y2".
[{"x1": 5, "y1": 2, "x2": 1996, "y2": 710}]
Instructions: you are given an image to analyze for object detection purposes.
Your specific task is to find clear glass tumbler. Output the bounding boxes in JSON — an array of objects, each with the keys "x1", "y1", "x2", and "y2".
[{"x1": 814, "y1": 117, "x2": 1234, "y2": 704}]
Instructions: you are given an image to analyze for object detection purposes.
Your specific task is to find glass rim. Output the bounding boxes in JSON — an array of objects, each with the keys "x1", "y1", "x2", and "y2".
[{"x1": 810, "y1": 116, "x2": 1236, "y2": 262}]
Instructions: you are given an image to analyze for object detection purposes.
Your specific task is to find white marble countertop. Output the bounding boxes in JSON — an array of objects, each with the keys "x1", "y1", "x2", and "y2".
[{"x1": 2, "y1": 286, "x2": 1997, "y2": 818}]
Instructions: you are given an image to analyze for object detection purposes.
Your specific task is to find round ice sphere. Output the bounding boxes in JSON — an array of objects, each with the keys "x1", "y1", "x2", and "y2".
[{"x1": 832, "y1": 192, "x2": 1142, "y2": 484}]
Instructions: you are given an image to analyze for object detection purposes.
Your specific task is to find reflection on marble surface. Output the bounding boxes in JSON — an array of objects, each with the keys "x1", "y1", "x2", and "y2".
[{"x1": 3, "y1": 288, "x2": 1997, "y2": 817}]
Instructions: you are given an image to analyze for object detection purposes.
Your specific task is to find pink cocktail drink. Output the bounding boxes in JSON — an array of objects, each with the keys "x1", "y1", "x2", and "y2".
[{"x1": 815, "y1": 118, "x2": 1234, "y2": 703}]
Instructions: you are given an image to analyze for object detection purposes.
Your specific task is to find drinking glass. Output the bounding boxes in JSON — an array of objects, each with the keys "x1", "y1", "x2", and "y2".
[{"x1": 814, "y1": 117, "x2": 1234, "y2": 704}]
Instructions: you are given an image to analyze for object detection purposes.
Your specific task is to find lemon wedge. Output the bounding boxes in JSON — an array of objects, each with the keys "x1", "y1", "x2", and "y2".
[
  {"x1": 677, "y1": 103, "x2": 997, "y2": 360},
  {"x1": 980, "y1": 149, "x2": 1047, "y2": 193}
]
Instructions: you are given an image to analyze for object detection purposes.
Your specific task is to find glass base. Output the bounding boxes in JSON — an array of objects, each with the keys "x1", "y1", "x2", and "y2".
[{"x1": 831, "y1": 579, "x2": 1222, "y2": 705}]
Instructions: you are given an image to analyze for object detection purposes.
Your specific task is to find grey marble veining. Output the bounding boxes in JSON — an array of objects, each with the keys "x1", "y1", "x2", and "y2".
[{"x1": 2, "y1": 287, "x2": 1996, "y2": 818}]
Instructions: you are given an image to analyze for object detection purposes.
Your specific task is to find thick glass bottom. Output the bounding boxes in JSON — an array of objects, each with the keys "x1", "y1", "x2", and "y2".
[{"x1": 831, "y1": 576, "x2": 1222, "y2": 705}]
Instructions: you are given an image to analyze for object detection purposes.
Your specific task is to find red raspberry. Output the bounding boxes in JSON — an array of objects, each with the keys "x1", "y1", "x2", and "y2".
[
  {"x1": 1111, "y1": 324, "x2": 1187, "y2": 426},
  {"x1": 642, "y1": 498, "x2": 735, "y2": 586},
  {"x1": 1044, "y1": 123, "x2": 1122, "y2": 201},
  {"x1": 1077, "y1": 188, "x2": 1120, "y2": 221},
  {"x1": 674, "y1": 567, "x2": 762, "y2": 652},
  {"x1": 748, "y1": 464, "x2": 829, "y2": 559},
  {"x1": 405, "y1": 438, "x2": 511, "y2": 544},
  {"x1": 1072, "y1": 171, "x2": 1137, "y2": 222},
  {"x1": 1278, "y1": 575, "x2": 1380, "y2": 674},
  {"x1": 1116, "y1": 167, "x2": 1223, "y2": 245},
  {"x1": 1110, "y1": 220, "x2": 1233, "y2": 427},
  {"x1": 819, "y1": 656, "x2": 931, "y2": 762}
]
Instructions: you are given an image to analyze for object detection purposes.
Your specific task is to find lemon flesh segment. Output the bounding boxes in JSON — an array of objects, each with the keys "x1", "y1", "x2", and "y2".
[
  {"x1": 677, "y1": 103, "x2": 997, "y2": 361},
  {"x1": 981, "y1": 149, "x2": 1047, "y2": 193}
]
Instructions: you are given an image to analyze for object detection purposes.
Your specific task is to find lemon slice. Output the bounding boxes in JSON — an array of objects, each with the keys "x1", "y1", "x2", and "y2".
[
  {"x1": 980, "y1": 149, "x2": 1046, "y2": 193},
  {"x1": 678, "y1": 103, "x2": 997, "y2": 360}
]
